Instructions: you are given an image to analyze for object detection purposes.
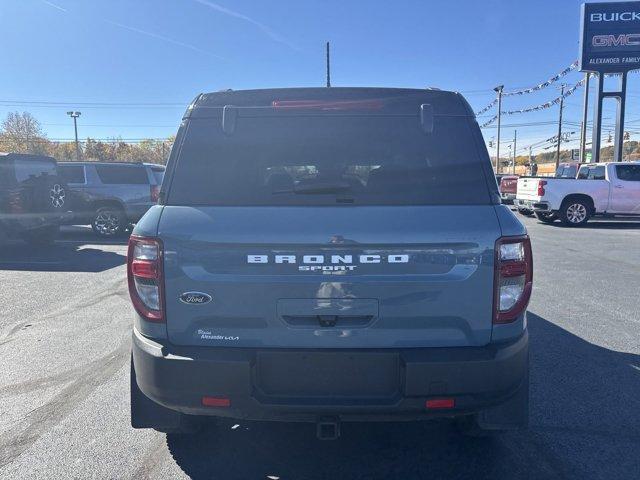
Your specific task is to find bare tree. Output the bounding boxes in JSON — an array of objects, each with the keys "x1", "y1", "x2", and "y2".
[{"x1": 0, "y1": 111, "x2": 49, "y2": 154}]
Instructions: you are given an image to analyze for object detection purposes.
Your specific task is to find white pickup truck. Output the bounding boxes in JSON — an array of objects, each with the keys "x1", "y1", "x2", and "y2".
[{"x1": 515, "y1": 162, "x2": 640, "y2": 226}]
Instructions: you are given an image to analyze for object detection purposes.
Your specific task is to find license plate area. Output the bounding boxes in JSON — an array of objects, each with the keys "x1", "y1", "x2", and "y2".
[{"x1": 254, "y1": 351, "x2": 401, "y2": 403}]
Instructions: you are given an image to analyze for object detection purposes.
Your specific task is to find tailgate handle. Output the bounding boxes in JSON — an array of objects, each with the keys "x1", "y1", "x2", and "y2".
[{"x1": 318, "y1": 315, "x2": 338, "y2": 327}]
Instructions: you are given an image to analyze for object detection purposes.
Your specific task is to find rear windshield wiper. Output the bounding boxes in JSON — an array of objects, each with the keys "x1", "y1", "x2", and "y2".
[{"x1": 272, "y1": 182, "x2": 352, "y2": 195}]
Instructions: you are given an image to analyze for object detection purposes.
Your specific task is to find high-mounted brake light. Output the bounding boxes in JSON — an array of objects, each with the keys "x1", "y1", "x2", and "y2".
[
  {"x1": 537, "y1": 180, "x2": 547, "y2": 196},
  {"x1": 271, "y1": 99, "x2": 384, "y2": 110},
  {"x1": 493, "y1": 236, "x2": 533, "y2": 324},
  {"x1": 127, "y1": 236, "x2": 164, "y2": 322}
]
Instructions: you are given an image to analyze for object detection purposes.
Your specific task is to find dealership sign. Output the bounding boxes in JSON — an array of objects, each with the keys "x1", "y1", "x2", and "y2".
[{"x1": 580, "y1": 1, "x2": 640, "y2": 72}]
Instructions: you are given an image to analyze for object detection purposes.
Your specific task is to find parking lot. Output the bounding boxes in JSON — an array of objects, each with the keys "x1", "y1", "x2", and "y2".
[{"x1": 0, "y1": 216, "x2": 638, "y2": 480}]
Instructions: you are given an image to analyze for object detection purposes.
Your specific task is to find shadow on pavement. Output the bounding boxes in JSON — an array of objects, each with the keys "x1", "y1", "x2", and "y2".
[
  {"x1": 540, "y1": 219, "x2": 640, "y2": 230},
  {"x1": 165, "y1": 314, "x2": 640, "y2": 480},
  {"x1": 0, "y1": 226, "x2": 126, "y2": 273}
]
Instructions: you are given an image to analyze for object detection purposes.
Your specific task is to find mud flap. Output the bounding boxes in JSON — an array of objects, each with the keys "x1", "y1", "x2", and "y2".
[
  {"x1": 477, "y1": 367, "x2": 529, "y2": 431},
  {"x1": 130, "y1": 357, "x2": 198, "y2": 433}
]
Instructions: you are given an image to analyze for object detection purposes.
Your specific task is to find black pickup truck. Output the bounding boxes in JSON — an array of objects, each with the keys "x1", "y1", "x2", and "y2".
[{"x1": 0, "y1": 153, "x2": 69, "y2": 244}]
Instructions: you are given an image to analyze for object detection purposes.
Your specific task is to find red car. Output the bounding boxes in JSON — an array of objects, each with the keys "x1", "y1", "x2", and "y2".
[{"x1": 499, "y1": 175, "x2": 519, "y2": 204}]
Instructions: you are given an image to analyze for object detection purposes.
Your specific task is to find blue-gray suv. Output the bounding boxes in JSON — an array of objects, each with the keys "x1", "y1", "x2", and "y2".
[{"x1": 129, "y1": 88, "x2": 532, "y2": 439}]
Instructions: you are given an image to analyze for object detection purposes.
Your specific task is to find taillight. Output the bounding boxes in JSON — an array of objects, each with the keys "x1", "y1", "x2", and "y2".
[
  {"x1": 537, "y1": 180, "x2": 547, "y2": 196},
  {"x1": 150, "y1": 185, "x2": 160, "y2": 203},
  {"x1": 494, "y1": 236, "x2": 533, "y2": 324},
  {"x1": 127, "y1": 236, "x2": 164, "y2": 322}
]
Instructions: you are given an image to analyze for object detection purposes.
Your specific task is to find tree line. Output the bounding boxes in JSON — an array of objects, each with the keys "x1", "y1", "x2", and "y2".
[{"x1": 0, "y1": 111, "x2": 173, "y2": 164}]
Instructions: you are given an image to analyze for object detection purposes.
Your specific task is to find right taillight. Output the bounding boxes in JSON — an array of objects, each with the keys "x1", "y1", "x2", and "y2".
[
  {"x1": 494, "y1": 236, "x2": 533, "y2": 324},
  {"x1": 537, "y1": 180, "x2": 547, "y2": 196},
  {"x1": 127, "y1": 236, "x2": 164, "y2": 322}
]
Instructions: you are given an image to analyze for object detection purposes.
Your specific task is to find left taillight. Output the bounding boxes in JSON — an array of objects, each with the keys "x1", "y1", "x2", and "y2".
[
  {"x1": 127, "y1": 236, "x2": 164, "y2": 322},
  {"x1": 150, "y1": 185, "x2": 160, "y2": 203},
  {"x1": 494, "y1": 236, "x2": 533, "y2": 324}
]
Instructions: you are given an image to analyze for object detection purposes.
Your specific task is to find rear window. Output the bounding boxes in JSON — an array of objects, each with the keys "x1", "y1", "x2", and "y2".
[
  {"x1": 59, "y1": 165, "x2": 85, "y2": 184},
  {"x1": 95, "y1": 164, "x2": 149, "y2": 184},
  {"x1": 13, "y1": 159, "x2": 56, "y2": 183},
  {"x1": 556, "y1": 165, "x2": 577, "y2": 178},
  {"x1": 167, "y1": 113, "x2": 491, "y2": 206},
  {"x1": 616, "y1": 164, "x2": 640, "y2": 181}
]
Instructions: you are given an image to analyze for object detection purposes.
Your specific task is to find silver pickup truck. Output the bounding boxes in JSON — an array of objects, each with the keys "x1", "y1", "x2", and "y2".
[{"x1": 515, "y1": 162, "x2": 640, "y2": 225}]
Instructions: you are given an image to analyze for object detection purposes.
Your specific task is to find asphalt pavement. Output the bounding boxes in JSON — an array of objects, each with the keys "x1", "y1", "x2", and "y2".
[{"x1": 0, "y1": 217, "x2": 639, "y2": 480}]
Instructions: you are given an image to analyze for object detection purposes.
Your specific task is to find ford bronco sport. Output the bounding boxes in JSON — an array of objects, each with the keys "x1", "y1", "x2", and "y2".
[{"x1": 129, "y1": 88, "x2": 532, "y2": 438}]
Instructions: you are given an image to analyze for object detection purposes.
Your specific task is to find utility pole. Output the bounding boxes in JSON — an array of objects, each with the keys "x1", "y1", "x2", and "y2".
[
  {"x1": 529, "y1": 145, "x2": 533, "y2": 169},
  {"x1": 326, "y1": 42, "x2": 331, "y2": 88},
  {"x1": 556, "y1": 84, "x2": 565, "y2": 168},
  {"x1": 512, "y1": 130, "x2": 517, "y2": 175},
  {"x1": 494, "y1": 85, "x2": 504, "y2": 173},
  {"x1": 580, "y1": 73, "x2": 591, "y2": 162},
  {"x1": 66, "y1": 111, "x2": 82, "y2": 160}
]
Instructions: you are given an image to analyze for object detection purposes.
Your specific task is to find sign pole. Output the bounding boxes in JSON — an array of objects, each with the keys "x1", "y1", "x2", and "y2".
[
  {"x1": 579, "y1": 72, "x2": 590, "y2": 162},
  {"x1": 614, "y1": 71, "x2": 627, "y2": 162}
]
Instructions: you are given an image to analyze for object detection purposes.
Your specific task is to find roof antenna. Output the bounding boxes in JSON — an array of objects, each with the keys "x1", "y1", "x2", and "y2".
[{"x1": 326, "y1": 41, "x2": 331, "y2": 88}]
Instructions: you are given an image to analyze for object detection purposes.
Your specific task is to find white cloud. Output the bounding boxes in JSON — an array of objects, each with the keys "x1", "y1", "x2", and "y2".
[
  {"x1": 105, "y1": 20, "x2": 225, "y2": 59},
  {"x1": 193, "y1": 0, "x2": 299, "y2": 51}
]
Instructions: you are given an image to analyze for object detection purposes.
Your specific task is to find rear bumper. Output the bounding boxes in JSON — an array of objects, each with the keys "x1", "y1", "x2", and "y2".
[
  {"x1": 132, "y1": 328, "x2": 529, "y2": 422},
  {"x1": 515, "y1": 199, "x2": 550, "y2": 211}
]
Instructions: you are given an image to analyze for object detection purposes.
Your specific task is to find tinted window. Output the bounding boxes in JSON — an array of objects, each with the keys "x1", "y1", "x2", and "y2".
[
  {"x1": 168, "y1": 114, "x2": 491, "y2": 206},
  {"x1": 151, "y1": 167, "x2": 165, "y2": 185},
  {"x1": 13, "y1": 159, "x2": 56, "y2": 183},
  {"x1": 577, "y1": 166, "x2": 589, "y2": 179},
  {"x1": 587, "y1": 166, "x2": 606, "y2": 180},
  {"x1": 95, "y1": 165, "x2": 149, "y2": 184},
  {"x1": 616, "y1": 164, "x2": 640, "y2": 181},
  {"x1": 59, "y1": 165, "x2": 85, "y2": 183},
  {"x1": 557, "y1": 165, "x2": 577, "y2": 178}
]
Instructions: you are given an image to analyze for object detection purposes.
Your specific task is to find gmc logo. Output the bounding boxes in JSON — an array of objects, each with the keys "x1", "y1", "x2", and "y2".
[{"x1": 592, "y1": 33, "x2": 640, "y2": 47}]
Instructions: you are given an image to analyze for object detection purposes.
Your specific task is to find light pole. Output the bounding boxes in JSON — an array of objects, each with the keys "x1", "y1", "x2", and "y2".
[
  {"x1": 66, "y1": 111, "x2": 82, "y2": 160},
  {"x1": 556, "y1": 84, "x2": 565, "y2": 168},
  {"x1": 494, "y1": 85, "x2": 504, "y2": 173}
]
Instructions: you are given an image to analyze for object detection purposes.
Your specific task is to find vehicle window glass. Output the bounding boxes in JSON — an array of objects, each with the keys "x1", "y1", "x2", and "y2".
[
  {"x1": 564, "y1": 166, "x2": 577, "y2": 178},
  {"x1": 0, "y1": 161, "x2": 14, "y2": 185},
  {"x1": 95, "y1": 165, "x2": 149, "y2": 184},
  {"x1": 13, "y1": 159, "x2": 56, "y2": 183},
  {"x1": 168, "y1": 114, "x2": 491, "y2": 206},
  {"x1": 616, "y1": 164, "x2": 640, "y2": 181},
  {"x1": 587, "y1": 166, "x2": 605, "y2": 180},
  {"x1": 59, "y1": 165, "x2": 85, "y2": 183},
  {"x1": 577, "y1": 166, "x2": 589, "y2": 179},
  {"x1": 151, "y1": 167, "x2": 165, "y2": 184}
]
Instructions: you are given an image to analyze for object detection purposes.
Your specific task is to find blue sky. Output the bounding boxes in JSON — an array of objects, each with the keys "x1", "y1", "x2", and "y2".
[{"x1": 1, "y1": 0, "x2": 638, "y2": 156}]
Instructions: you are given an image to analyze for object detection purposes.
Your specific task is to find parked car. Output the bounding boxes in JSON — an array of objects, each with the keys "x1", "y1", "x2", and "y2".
[
  {"x1": 499, "y1": 175, "x2": 519, "y2": 204},
  {"x1": 57, "y1": 162, "x2": 165, "y2": 237},
  {"x1": 129, "y1": 87, "x2": 532, "y2": 438},
  {"x1": 515, "y1": 162, "x2": 640, "y2": 225},
  {"x1": 0, "y1": 153, "x2": 69, "y2": 244}
]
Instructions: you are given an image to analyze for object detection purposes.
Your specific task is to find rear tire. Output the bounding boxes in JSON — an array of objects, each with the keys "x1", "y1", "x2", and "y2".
[
  {"x1": 534, "y1": 212, "x2": 557, "y2": 224},
  {"x1": 559, "y1": 200, "x2": 590, "y2": 227},
  {"x1": 92, "y1": 207, "x2": 126, "y2": 238}
]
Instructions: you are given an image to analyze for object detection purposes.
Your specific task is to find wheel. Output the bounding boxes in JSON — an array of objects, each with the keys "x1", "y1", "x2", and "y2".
[
  {"x1": 534, "y1": 212, "x2": 558, "y2": 224},
  {"x1": 20, "y1": 225, "x2": 59, "y2": 245},
  {"x1": 517, "y1": 208, "x2": 533, "y2": 216},
  {"x1": 92, "y1": 207, "x2": 126, "y2": 237},
  {"x1": 559, "y1": 200, "x2": 590, "y2": 227}
]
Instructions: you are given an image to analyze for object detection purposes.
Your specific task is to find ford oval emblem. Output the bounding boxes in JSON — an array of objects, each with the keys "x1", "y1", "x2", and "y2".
[{"x1": 179, "y1": 292, "x2": 212, "y2": 305}]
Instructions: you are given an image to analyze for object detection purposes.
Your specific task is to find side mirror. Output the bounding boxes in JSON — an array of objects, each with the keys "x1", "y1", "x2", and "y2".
[
  {"x1": 420, "y1": 104, "x2": 434, "y2": 134},
  {"x1": 222, "y1": 105, "x2": 238, "y2": 135}
]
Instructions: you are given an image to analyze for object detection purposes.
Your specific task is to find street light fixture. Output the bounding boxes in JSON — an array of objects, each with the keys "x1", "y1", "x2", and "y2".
[{"x1": 66, "y1": 111, "x2": 82, "y2": 160}]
